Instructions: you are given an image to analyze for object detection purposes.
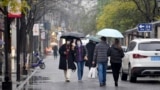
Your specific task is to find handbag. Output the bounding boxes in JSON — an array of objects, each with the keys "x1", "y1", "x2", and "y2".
[
  {"x1": 88, "y1": 67, "x2": 97, "y2": 78},
  {"x1": 84, "y1": 55, "x2": 88, "y2": 61}
]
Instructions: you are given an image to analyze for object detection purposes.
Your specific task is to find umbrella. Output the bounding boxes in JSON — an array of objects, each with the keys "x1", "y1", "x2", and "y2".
[
  {"x1": 50, "y1": 42, "x2": 57, "y2": 46},
  {"x1": 87, "y1": 36, "x2": 100, "y2": 42},
  {"x1": 60, "y1": 31, "x2": 85, "y2": 39},
  {"x1": 96, "y1": 28, "x2": 124, "y2": 38}
]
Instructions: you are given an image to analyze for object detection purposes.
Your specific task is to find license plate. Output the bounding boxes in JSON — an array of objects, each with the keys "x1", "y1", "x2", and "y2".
[{"x1": 151, "y1": 56, "x2": 160, "y2": 61}]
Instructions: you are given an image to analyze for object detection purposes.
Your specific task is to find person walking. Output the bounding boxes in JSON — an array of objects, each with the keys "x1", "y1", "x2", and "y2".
[
  {"x1": 59, "y1": 38, "x2": 76, "y2": 82},
  {"x1": 92, "y1": 36, "x2": 110, "y2": 87},
  {"x1": 74, "y1": 39, "x2": 88, "y2": 81},
  {"x1": 107, "y1": 38, "x2": 124, "y2": 87},
  {"x1": 85, "y1": 40, "x2": 96, "y2": 70},
  {"x1": 52, "y1": 45, "x2": 58, "y2": 59},
  {"x1": 0, "y1": 45, "x2": 3, "y2": 75}
]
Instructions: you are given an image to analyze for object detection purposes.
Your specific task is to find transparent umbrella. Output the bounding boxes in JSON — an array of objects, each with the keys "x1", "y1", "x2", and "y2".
[
  {"x1": 50, "y1": 42, "x2": 57, "y2": 46},
  {"x1": 96, "y1": 28, "x2": 124, "y2": 38},
  {"x1": 87, "y1": 36, "x2": 100, "y2": 42}
]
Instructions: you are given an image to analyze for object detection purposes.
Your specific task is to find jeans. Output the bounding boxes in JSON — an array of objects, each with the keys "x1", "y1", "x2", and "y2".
[
  {"x1": 97, "y1": 62, "x2": 107, "y2": 84},
  {"x1": 77, "y1": 61, "x2": 85, "y2": 80}
]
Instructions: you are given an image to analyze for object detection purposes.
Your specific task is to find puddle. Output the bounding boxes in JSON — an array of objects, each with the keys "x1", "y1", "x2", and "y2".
[
  {"x1": 29, "y1": 75, "x2": 50, "y2": 84},
  {"x1": 19, "y1": 75, "x2": 50, "y2": 90}
]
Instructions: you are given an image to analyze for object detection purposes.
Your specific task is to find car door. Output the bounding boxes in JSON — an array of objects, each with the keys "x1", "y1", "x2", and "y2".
[{"x1": 122, "y1": 42, "x2": 136, "y2": 73}]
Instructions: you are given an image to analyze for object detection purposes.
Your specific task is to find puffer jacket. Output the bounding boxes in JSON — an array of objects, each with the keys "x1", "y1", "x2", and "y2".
[
  {"x1": 107, "y1": 45, "x2": 124, "y2": 63},
  {"x1": 93, "y1": 41, "x2": 110, "y2": 63}
]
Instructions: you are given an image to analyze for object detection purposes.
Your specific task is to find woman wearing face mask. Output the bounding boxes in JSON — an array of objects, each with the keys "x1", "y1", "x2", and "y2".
[
  {"x1": 59, "y1": 38, "x2": 76, "y2": 82},
  {"x1": 74, "y1": 39, "x2": 88, "y2": 81}
]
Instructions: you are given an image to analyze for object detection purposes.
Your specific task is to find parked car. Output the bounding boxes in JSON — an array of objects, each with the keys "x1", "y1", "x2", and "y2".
[
  {"x1": 121, "y1": 39, "x2": 160, "y2": 82},
  {"x1": 122, "y1": 46, "x2": 127, "y2": 52}
]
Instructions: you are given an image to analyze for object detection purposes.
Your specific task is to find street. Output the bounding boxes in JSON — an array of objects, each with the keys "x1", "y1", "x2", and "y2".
[{"x1": 21, "y1": 55, "x2": 160, "y2": 90}]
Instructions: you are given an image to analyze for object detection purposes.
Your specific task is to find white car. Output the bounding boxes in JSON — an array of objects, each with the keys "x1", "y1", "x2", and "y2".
[{"x1": 121, "y1": 39, "x2": 160, "y2": 82}]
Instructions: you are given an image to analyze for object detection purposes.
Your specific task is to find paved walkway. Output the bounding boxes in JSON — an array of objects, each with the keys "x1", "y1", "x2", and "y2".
[
  {"x1": 25, "y1": 55, "x2": 117, "y2": 90},
  {"x1": 1, "y1": 55, "x2": 160, "y2": 90}
]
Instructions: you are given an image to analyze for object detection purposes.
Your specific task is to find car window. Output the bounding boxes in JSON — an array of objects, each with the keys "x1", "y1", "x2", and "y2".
[
  {"x1": 122, "y1": 46, "x2": 127, "y2": 52},
  {"x1": 138, "y1": 41, "x2": 160, "y2": 51},
  {"x1": 126, "y1": 42, "x2": 136, "y2": 52}
]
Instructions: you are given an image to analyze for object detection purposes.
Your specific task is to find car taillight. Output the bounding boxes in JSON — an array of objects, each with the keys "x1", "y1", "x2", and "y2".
[{"x1": 133, "y1": 54, "x2": 148, "y2": 58}]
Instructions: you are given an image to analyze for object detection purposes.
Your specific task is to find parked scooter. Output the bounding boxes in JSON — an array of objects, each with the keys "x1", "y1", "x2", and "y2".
[{"x1": 31, "y1": 52, "x2": 45, "y2": 69}]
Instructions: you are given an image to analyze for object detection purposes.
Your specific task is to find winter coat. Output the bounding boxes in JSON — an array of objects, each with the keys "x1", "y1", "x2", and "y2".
[
  {"x1": 107, "y1": 44, "x2": 124, "y2": 63},
  {"x1": 53, "y1": 45, "x2": 58, "y2": 56},
  {"x1": 85, "y1": 41, "x2": 96, "y2": 67},
  {"x1": 59, "y1": 44, "x2": 76, "y2": 70},
  {"x1": 93, "y1": 41, "x2": 110, "y2": 63},
  {"x1": 74, "y1": 45, "x2": 87, "y2": 62}
]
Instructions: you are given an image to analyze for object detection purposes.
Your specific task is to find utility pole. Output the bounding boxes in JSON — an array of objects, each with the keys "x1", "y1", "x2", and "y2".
[
  {"x1": 2, "y1": 6, "x2": 12, "y2": 90},
  {"x1": 16, "y1": 18, "x2": 21, "y2": 82}
]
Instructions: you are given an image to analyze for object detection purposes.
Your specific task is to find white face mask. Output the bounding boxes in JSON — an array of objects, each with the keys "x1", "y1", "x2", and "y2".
[
  {"x1": 77, "y1": 41, "x2": 81, "y2": 46},
  {"x1": 66, "y1": 41, "x2": 70, "y2": 45}
]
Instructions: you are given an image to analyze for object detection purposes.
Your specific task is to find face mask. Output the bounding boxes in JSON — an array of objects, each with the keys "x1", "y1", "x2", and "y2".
[
  {"x1": 77, "y1": 42, "x2": 81, "y2": 46},
  {"x1": 66, "y1": 41, "x2": 70, "y2": 45}
]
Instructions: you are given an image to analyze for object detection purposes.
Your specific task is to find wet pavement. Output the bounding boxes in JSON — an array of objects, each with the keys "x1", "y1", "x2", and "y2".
[
  {"x1": 26, "y1": 55, "x2": 111, "y2": 90},
  {"x1": 9, "y1": 54, "x2": 160, "y2": 90}
]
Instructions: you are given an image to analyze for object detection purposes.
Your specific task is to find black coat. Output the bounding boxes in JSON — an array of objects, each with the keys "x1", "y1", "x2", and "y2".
[
  {"x1": 107, "y1": 45, "x2": 124, "y2": 63},
  {"x1": 59, "y1": 44, "x2": 76, "y2": 70},
  {"x1": 52, "y1": 45, "x2": 58, "y2": 56},
  {"x1": 85, "y1": 41, "x2": 96, "y2": 67}
]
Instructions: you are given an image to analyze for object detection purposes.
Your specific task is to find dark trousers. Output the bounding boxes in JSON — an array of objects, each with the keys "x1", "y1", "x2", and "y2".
[
  {"x1": 0, "y1": 62, "x2": 2, "y2": 75},
  {"x1": 111, "y1": 63, "x2": 121, "y2": 82}
]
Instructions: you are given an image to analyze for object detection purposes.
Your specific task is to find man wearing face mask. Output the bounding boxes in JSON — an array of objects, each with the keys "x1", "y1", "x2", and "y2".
[
  {"x1": 74, "y1": 39, "x2": 88, "y2": 81},
  {"x1": 59, "y1": 38, "x2": 76, "y2": 82}
]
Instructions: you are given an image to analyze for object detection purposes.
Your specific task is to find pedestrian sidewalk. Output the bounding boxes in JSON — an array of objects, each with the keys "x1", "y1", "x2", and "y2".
[{"x1": 24, "y1": 55, "x2": 117, "y2": 90}]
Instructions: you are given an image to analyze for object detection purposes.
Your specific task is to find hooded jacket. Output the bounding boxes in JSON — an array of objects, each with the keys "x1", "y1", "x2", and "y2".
[{"x1": 107, "y1": 44, "x2": 124, "y2": 63}]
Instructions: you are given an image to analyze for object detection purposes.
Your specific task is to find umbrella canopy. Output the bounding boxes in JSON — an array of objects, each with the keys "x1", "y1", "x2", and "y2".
[
  {"x1": 87, "y1": 36, "x2": 100, "y2": 42},
  {"x1": 50, "y1": 42, "x2": 57, "y2": 46},
  {"x1": 96, "y1": 28, "x2": 124, "y2": 38},
  {"x1": 60, "y1": 31, "x2": 85, "y2": 39}
]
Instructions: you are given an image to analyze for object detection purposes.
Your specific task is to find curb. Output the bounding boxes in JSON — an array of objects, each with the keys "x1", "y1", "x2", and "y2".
[{"x1": 16, "y1": 68, "x2": 38, "y2": 90}]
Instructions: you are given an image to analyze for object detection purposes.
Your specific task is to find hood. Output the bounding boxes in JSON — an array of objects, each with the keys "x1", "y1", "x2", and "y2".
[{"x1": 111, "y1": 44, "x2": 120, "y2": 50}]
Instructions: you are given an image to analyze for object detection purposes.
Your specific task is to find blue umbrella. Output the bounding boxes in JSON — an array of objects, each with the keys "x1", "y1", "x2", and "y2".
[
  {"x1": 87, "y1": 36, "x2": 100, "y2": 42},
  {"x1": 96, "y1": 28, "x2": 124, "y2": 38}
]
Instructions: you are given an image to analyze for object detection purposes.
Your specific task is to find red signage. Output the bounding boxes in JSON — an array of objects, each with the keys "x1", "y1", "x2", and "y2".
[{"x1": 8, "y1": 0, "x2": 21, "y2": 18}]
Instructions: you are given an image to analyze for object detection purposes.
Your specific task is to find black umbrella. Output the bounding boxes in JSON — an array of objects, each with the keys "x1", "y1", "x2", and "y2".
[{"x1": 60, "y1": 31, "x2": 85, "y2": 39}]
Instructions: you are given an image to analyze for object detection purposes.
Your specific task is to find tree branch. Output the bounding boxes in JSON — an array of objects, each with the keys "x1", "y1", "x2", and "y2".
[
  {"x1": 133, "y1": 0, "x2": 146, "y2": 15},
  {"x1": 0, "y1": 7, "x2": 5, "y2": 14}
]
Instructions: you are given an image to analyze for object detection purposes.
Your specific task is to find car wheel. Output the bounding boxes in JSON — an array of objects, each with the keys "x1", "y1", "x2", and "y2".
[
  {"x1": 121, "y1": 70, "x2": 128, "y2": 81},
  {"x1": 128, "y1": 65, "x2": 137, "y2": 83}
]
